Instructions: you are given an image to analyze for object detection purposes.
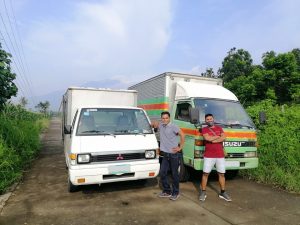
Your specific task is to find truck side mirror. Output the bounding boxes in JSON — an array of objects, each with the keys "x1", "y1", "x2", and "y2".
[
  {"x1": 64, "y1": 125, "x2": 72, "y2": 134},
  {"x1": 189, "y1": 108, "x2": 200, "y2": 124},
  {"x1": 259, "y1": 111, "x2": 266, "y2": 124}
]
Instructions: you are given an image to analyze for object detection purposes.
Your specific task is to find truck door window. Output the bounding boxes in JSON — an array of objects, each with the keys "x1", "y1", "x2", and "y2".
[{"x1": 175, "y1": 103, "x2": 191, "y2": 122}]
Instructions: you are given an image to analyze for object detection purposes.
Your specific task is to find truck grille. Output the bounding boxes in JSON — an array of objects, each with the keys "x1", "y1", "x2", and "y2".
[
  {"x1": 225, "y1": 153, "x2": 245, "y2": 158},
  {"x1": 90, "y1": 153, "x2": 145, "y2": 162}
]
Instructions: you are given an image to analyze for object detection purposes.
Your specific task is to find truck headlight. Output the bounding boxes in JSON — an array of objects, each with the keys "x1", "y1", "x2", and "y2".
[
  {"x1": 244, "y1": 151, "x2": 257, "y2": 158},
  {"x1": 77, "y1": 154, "x2": 91, "y2": 164},
  {"x1": 145, "y1": 150, "x2": 156, "y2": 159},
  {"x1": 194, "y1": 150, "x2": 204, "y2": 158}
]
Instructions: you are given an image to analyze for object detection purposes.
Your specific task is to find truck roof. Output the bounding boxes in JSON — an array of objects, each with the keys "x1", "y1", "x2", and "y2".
[
  {"x1": 176, "y1": 81, "x2": 238, "y2": 101},
  {"x1": 66, "y1": 86, "x2": 137, "y2": 94},
  {"x1": 75, "y1": 106, "x2": 143, "y2": 110},
  {"x1": 129, "y1": 72, "x2": 222, "y2": 88}
]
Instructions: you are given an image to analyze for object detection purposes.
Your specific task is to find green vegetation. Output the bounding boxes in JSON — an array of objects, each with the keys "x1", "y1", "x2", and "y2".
[
  {"x1": 244, "y1": 101, "x2": 300, "y2": 192},
  {"x1": 220, "y1": 48, "x2": 300, "y2": 106},
  {"x1": 0, "y1": 42, "x2": 50, "y2": 193},
  {"x1": 219, "y1": 48, "x2": 300, "y2": 193},
  {"x1": 0, "y1": 43, "x2": 17, "y2": 110},
  {"x1": 0, "y1": 104, "x2": 49, "y2": 194},
  {"x1": 35, "y1": 101, "x2": 50, "y2": 115}
]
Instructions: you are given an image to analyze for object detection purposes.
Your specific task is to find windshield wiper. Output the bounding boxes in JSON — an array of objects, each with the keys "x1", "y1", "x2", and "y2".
[
  {"x1": 115, "y1": 130, "x2": 129, "y2": 133},
  {"x1": 82, "y1": 130, "x2": 115, "y2": 136},
  {"x1": 214, "y1": 122, "x2": 231, "y2": 127},
  {"x1": 228, "y1": 123, "x2": 254, "y2": 129},
  {"x1": 82, "y1": 130, "x2": 99, "y2": 133}
]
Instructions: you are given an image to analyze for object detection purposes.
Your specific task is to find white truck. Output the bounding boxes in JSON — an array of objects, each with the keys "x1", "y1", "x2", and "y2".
[
  {"x1": 129, "y1": 72, "x2": 258, "y2": 181},
  {"x1": 61, "y1": 87, "x2": 160, "y2": 192}
]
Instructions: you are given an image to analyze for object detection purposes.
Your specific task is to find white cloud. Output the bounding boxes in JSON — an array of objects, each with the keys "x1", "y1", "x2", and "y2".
[{"x1": 23, "y1": 0, "x2": 172, "y2": 95}]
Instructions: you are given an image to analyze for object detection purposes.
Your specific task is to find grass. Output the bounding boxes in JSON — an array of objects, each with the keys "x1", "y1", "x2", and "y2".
[
  {"x1": 242, "y1": 100, "x2": 300, "y2": 193},
  {"x1": 0, "y1": 104, "x2": 49, "y2": 194}
]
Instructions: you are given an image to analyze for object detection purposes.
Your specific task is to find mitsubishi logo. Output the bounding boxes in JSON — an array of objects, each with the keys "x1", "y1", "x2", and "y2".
[{"x1": 116, "y1": 154, "x2": 124, "y2": 160}]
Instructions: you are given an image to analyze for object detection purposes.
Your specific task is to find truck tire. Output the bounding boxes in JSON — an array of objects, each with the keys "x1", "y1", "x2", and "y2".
[
  {"x1": 179, "y1": 156, "x2": 190, "y2": 182},
  {"x1": 68, "y1": 179, "x2": 79, "y2": 192}
]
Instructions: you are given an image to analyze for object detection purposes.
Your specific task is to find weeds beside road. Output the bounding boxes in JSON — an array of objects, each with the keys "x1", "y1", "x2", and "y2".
[
  {"x1": 0, "y1": 104, "x2": 49, "y2": 194},
  {"x1": 243, "y1": 101, "x2": 300, "y2": 193}
]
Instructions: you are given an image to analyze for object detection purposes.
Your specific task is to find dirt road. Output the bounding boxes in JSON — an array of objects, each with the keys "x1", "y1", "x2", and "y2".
[{"x1": 0, "y1": 118, "x2": 299, "y2": 225}]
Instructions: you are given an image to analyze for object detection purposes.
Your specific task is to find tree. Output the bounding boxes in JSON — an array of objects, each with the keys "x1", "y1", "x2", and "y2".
[
  {"x1": 220, "y1": 48, "x2": 300, "y2": 105},
  {"x1": 201, "y1": 68, "x2": 217, "y2": 78},
  {"x1": 219, "y1": 47, "x2": 253, "y2": 83},
  {"x1": 0, "y1": 43, "x2": 18, "y2": 110},
  {"x1": 291, "y1": 48, "x2": 300, "y2": 72},
  {"x1": 35, "y1": 101, "x2": 50, "y2": 115},
  {"x1": 262, "y1": 51, "x2": 300, "y2": 103},
  {"x1": 19, "y1": 97, "x2": 28, "y2": 108}
]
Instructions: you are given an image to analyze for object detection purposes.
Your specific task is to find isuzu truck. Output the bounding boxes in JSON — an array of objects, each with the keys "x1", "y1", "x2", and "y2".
[
  {"x1": 129, "y1": 72, "x2": 258, "y2": 181},
  {"x1": 61, "y1": 87, "x2": 160, "y2": 192}
]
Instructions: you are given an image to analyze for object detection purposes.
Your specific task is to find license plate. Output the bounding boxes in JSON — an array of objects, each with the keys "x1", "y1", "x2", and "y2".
[
  {"x1": 225, "y1": 161, "x2": 240, "y2": 167},
  {"x1": 108, "y1": 164, "x2": 130, "y2": 174}
]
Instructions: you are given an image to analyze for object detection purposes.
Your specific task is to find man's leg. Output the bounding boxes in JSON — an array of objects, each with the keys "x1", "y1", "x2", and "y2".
[
  {"x1": 170, "y1": 153, "x2": 180, "y2": 196},
  {"x1": 218, "y1": 173, "x2": 225, "y2": 191},
  {"x1": 200, "y1": 158, "x2": 215, "y2": 201},
  {"x1": 201, "y1": 172, "x2": 209, "y2": 191},
  {"x1": 216, "y1": 158, "x2": 232, "y2": 201},
  {"x1": 160, "y1": 154, "x2": 171, "y2": 195},
  {"x1": 216, "y1": 158, "x2": 226, "y2": 191}
]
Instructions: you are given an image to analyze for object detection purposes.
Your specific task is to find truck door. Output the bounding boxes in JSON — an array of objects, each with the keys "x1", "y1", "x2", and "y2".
[{"x1": 173, "y1": 102, "x2": 195, "y2": 163}]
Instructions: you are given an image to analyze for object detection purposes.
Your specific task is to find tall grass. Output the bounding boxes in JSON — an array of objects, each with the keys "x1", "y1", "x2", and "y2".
[
  {"x1": 242, "y1": 100, "x2": 300, "y2": 193},
  {"x1": 0, "y1": 104, "x2": 49, "y2": 194}
]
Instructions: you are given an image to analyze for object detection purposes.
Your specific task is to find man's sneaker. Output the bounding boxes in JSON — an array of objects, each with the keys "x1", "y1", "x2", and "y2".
[
  {"x1": 158, "y1": 192, "x2": 172, "y2": 198},
  {"x1": 218, "y1": 192, "x2": 232, "y2": 202},
  {"x1": 199, "y1": 191, "x2": 207, "y2": 202},
  {"x1": 169, "y1": 194, "x2": 180, "y2": 201}
]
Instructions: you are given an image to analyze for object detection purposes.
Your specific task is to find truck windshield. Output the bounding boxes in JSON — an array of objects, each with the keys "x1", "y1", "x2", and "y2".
[
  {"x1": 194, "y1": 99, "x2": 255, "y2": 129},
  {"x1": 76, "y1": 108, "x2": 153, "y2": 135}
]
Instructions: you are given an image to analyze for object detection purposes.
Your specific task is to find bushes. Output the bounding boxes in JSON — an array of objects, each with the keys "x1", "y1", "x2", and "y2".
[
  {"x1": 0, "y1": 137, "x2": 22, "y2": 192},
  {"x1": 0, "y1": 104, "x2": 49, "y2": 194},
  {"x1": 242, "y1": 100, "x2": 300, "y2": 193}
]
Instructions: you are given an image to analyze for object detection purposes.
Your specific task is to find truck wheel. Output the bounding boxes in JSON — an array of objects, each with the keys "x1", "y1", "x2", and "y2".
[
  {"x1": 68, "y1": 179, "x2": 79, "y2": 192},
  {"x1": 225, "y1": 170, "x2": 239, "y2": 179},
  {"x1": 179, "y1": 156, "x2": 190, "y2": 182}
]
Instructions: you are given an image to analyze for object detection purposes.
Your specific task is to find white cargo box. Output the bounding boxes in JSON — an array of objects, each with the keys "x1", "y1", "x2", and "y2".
[{"x1": 62, "y1": 87, "x2": 137, "y2": 126}]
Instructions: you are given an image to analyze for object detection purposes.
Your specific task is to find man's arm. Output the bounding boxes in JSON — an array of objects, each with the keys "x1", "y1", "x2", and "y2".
[
  {"x1": 172, "y1": 129, "x2": 185, "y2": 153},
  {"x1": 211, "y1": 132, "x2": 226, "y2": 143},
  {"x1": 203, "y1": 133, "x2": 220, "y2": 142},
  {"x1": 178, "y1": 129, "x2": 185, "y2": 150}
]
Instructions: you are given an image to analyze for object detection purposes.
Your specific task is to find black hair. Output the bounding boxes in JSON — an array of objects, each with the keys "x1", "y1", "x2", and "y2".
[
  {"x1": 161, "y1": 111, "x2": 170, "y2": 118},
  {"x1": 205, "y1": 113, "x2": 214, "y2": 119}
]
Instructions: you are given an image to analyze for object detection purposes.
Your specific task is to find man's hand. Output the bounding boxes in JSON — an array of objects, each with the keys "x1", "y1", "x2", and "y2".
[
  {"x1": 152, "y1": 121, "x2": 159, "y2": 128},
  {"x1": 172, "y1": 146, "x2": 182, "y2": 153}
]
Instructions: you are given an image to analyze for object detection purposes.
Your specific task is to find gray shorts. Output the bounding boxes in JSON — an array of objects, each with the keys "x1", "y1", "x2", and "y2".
[{"x1": 203, "y1": 157, "x2": 226, "y2": 173}]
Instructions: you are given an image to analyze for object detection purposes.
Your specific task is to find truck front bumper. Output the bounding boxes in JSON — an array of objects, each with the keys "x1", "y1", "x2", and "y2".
[
  {"x1": 69, "y1": 160, "x2": 160, "y2": 185},
  {"x1": 193, "y1": 157, "x2": 259, "y2": 171}
]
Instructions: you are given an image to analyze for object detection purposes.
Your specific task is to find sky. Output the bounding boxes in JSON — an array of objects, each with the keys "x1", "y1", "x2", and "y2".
[{"x1": 0, "y1": 0, "x2": 300, "y2": 108}]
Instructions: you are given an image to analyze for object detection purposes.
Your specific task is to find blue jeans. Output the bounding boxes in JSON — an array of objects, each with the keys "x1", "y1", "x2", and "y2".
[{"x1": 160, "y1": 152, "x2": 181, "y2": 195}]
